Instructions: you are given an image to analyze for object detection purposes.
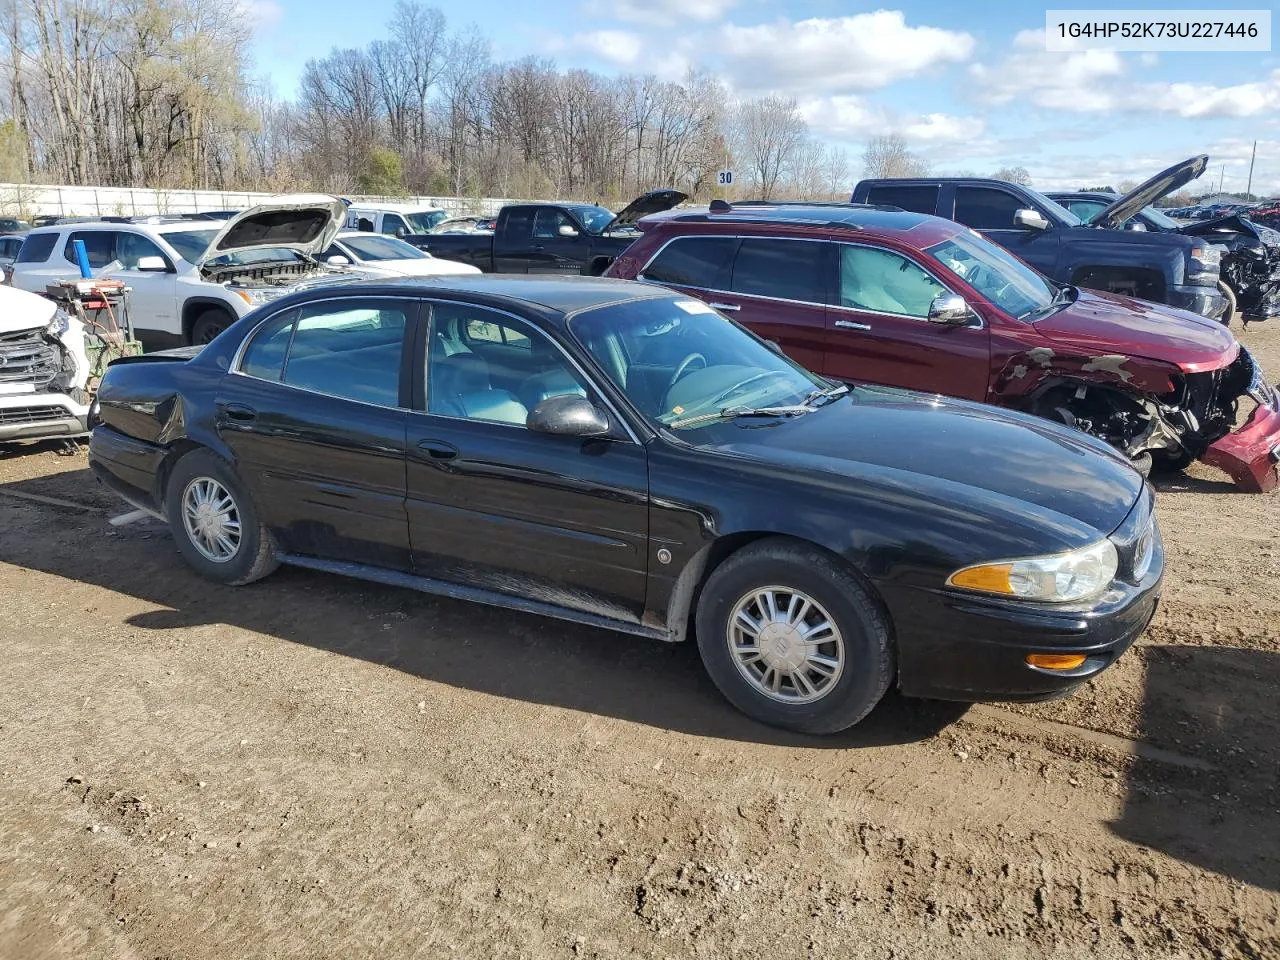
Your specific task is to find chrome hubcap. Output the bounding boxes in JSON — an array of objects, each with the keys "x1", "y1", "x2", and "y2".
[
  {"x1": 727, "y1": 587, "x2": 844, "y2": 704},
  {"x1": 181, "y1": 477, "x2": 241, "y2": 563}
]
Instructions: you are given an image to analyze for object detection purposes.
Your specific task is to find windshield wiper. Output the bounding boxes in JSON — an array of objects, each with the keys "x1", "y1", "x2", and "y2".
[
  {"x1": 670, "y1": 404, "x2": 815, "y2": 429},
  {"x1": 802, "y1": 383, "x2": 849, "y2": 406}
]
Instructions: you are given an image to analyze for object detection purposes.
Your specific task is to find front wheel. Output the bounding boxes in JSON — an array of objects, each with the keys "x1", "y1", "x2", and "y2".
[
  {"x1": 164, "y1": 449, "x2": 278, "y2": 586},
  {"x1": 190, "y1": 308, "x2": 233, "y2": 345},
  {"x1": 695, "y1": 539, "x2": 894, "y2": 734}
]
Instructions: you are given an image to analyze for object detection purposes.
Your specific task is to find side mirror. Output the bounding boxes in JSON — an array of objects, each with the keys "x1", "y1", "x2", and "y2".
[
  {"x1": 526, "y1": 394, "x2": 610, "y2": 437},
  {"x1": 326, "y1": 254, "x2": 351, "y2": 266},
  {"x1": 927, "y1": 293, "x2": 974, "y2": 325},
  {"x1": 1124, "y1": 221, "x2": 1148, "y2": 232},
  {"x1": 1013, "y1": 208, "x2": 1051, "y2": 231},
  {"x1": 135, "y1": 255, "x2": 169, "y2": 272},
  {"x1": 558, "y1": 224, "x2": 580, "y2": 238},
  {"x1": 395, "y1": 227, "x2": 408, "y2": 238}
]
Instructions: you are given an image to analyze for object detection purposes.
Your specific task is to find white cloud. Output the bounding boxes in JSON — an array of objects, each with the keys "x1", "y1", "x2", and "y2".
[
  {"x1": 236, "y1": 0, "x2": 283, "y2": 28},
  {"x1": 797, "y1": 95, "x2": 984, "y2": 144},
  {"x1": 718, "y1": 11, "x2": 975, "y2": 94},
  {"x1": 902, "y1": 113, "x2": 986, "y2": 142},
  {"x1": 573, "y1": 30, "x2": 644, "y2": 66},
  {"x1": 583, "y1": 0, "x2": 735, "y2": 27}
]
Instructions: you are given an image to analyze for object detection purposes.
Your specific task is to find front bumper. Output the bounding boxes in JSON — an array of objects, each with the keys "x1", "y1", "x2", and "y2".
[
  {"x1": 1167, "y1": 283, "x2": 1229, "y2": 321},
  {"x1": 0, "y1": 392, "x2": 90, "y2": 442},
  {"x1": 1202, "y1": 393, "x2": 1280, "y2": 493}
]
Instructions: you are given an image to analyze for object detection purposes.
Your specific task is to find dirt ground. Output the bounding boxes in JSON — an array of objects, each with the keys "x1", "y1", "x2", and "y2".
[{"x1": 1, "y1": 326, "x2": 1278, "y2": 960}]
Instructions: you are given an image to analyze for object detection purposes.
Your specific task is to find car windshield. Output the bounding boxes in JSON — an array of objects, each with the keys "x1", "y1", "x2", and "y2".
[
  {"x1": 566, "y1": 205, "x2": 615, "y2": 235},
  {"x1": 405, "y1": 211, "x2": 448, "y2": 232},
  {"x1": 569, "y1": 296, "x2": 829, "y2": 429},
  {"x1": 1142, "y1": 206, "x2": 1182, "y2": 229},
  {"x1": 341, "y1": 235, "x2": 427, "y2": 261},
  {"x1": 927, "y1": 230, "x2": 1057, "y2": 321},
  {"x1": 159, "y1": 228, "x2": 218, "y2": 263}
]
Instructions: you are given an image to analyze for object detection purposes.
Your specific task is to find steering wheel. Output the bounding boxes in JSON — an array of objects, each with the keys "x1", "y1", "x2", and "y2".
[{"x1": 667, "y1": 352, "x2": 707, "y2": 394}]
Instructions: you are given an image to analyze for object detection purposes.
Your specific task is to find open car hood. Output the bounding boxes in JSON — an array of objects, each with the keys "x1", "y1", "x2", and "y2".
[
  {"x1": 603, "y1": 189, "x2": 688, "y2": 234},
  {"x1": 1092, "y1": 156, "x2": 1208, "y2": 230},
  {"x1": 195, "y1": 195, "x2": 347, "y2": 267},
  {"x1": 1177, "y1": 213, "x2": 1278, "y2": 249}
]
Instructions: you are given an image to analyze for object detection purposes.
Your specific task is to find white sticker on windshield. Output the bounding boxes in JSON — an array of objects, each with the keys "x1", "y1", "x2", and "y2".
[{"x1": 674, "y1": 299, "x2": 716, "y2": 315}]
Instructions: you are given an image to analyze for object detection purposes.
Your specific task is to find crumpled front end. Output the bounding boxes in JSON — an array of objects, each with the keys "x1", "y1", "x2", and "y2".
[
  {"x1": 0, "y1": 313, "x2": 93, "y2": 442},
  {"x1": 1202, "y1": 348, "x2": 1280, "y2": 493}
]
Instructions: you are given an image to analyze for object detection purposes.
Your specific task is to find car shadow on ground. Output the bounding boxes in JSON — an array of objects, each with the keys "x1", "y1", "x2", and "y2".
[
  {"x1": 1110, "y1": 643, "x2": 1280, "y2": 892},
  {"x1": 0, "y1": 466, "x2": 969, "y2": 750}
]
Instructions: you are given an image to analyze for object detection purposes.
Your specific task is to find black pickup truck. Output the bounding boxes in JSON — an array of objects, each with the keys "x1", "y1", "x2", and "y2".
[
  {"x1": 851, "y1": 156, "x2": 1230, "y2": 323},
  {"x1": 409, "y1": 189, "x2": 686, "y2": 276}
]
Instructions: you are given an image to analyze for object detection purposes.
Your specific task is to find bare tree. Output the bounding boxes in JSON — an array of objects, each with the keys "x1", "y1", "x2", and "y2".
[
  {"x1": 861, "y1": 133, "x2": 929, "y2": 179},
  {"x1": 730, "y1": 95, "x2": 806, "y2": 200},
  {"x1": 992, "y1": 165, "x2": 1032, "y2": 186}
]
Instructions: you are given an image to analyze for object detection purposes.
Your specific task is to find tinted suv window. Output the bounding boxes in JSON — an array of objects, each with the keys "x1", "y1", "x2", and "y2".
[
  {"x1": 642, "y1": 236, "x2": 738, "y2": 289},
  {"x1": 953, "y1": 187, "x2": 1025, "y2": 230},
  {"x1": 63, "y1": 231, "x2": 119, "y2": 268},
  {"x1": 15, "y1": 232, "x2": 56, "y2": 263},
  {"x1": 863, "y1": 184, "x2": 939, "y2": 215},
  {"x1": 730, "y1": 238, "x2": 828, "y2": 304}
]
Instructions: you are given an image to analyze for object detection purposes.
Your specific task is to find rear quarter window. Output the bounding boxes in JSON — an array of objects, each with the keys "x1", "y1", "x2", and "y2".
[
  {"x1": 15, "y1": 232, "x2": 57, "y2": 264},
  {"x1": 641, "y1": 236, "x2": 738, "y2": 289},
  {"x1": 863, "y1": 185, "x2": 939, "y2": 215}
]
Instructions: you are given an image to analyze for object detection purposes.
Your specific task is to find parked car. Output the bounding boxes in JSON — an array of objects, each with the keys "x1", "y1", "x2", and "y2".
[
  {"x1": 88, "y1": 275, "x2": 1162, "y2": 733},
  {"x1": 0, "y1": 283, "x2": 94, "y2": 443},
  {"x1": 605, "y1": 201, "x2": 1280, "y2": 492},
  {"x1": 0, "y1": 217, "x2": 30, "y2": 233},
  {"x1": 12, "y1": 195, "x2": 363, "y2": 346},
  {"x1": 430, "y1": 216, "x2": 496, "y2": 234},
  {"x1": 416, "y1": 190, "x2": 687, "y2": 275},
  {"x1": 1048, "y1": 189, "x2": 1280, "y2": 325},
  {"x1": 850, "y1": 156, "x2": 1230, "y2": 324},
  {"x1": 0, "y1": 233, "x2": 24, "y2": 284},
  {"x1": 343, "y1": 203, "x2": 449, "y2": 237},
  {"x1": 319, "y1": 232, "x2": 482, "y2": 278}
]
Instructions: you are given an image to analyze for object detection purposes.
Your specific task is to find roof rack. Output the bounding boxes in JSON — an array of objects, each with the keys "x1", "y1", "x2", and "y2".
[
  {"x1": 671, "y1": 212, "x2": 869, "y2": 232},
  {"x1": 708, "y1": 199, "x2": 902, "y2": 213}
]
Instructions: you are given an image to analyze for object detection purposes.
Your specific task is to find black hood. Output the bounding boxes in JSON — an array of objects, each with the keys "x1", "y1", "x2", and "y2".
[
  {"x1": 604, "y1": 189, "x2": 688, "y2": 233},
  {"x1": 1093, "y1": 155, "x2": 1208, "y2": 230},
  {"x1": 1178, "y1": 213, "x2": 1278, "y2": 249}
]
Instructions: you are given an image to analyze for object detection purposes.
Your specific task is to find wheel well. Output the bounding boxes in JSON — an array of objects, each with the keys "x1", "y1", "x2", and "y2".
[
  {"x1": 664, "y1": 532, "x2": 889, "y2": 645},
  {"x1": 586, "y1": 255, "x2": 614, "y2": 277},
  {"x1": 153, "y1": 439, "x2": 206, "y2": 513},
  {"x1": 1070, "y1": 265, "x2": 1165, "y2": 303},
  {"x1": 182, "y1": 300, "x2": 235, "y2": 344}
]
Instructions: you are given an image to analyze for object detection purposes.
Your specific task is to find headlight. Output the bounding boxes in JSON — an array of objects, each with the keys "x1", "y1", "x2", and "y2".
[
  {"x1": 947, "y1": 539, "x2": 1118, "y2": 603},
  {"x1": 233, "y1": 288, "x2": 285, "y2": 307},
  {"x1": 1188, "y1": 244, "x2": 1223, "y2": 285},
  {"x1": 46, "y1": 307, "x2": 72, "y2": 338}
]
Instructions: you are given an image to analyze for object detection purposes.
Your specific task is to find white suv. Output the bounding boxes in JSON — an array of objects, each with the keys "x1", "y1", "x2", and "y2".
[{"x1": 12, "y1": 196, "x2": 357, "y2": 346}]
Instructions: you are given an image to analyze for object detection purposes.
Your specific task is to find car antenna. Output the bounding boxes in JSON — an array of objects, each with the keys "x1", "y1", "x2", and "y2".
[{"x1": 709, "y1": 199, "x2": 732, "y2": 213}]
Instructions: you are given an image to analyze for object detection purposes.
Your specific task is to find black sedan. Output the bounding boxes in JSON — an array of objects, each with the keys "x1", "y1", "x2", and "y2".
[{"x1": 88, "y1": 276, "x2": 1162, "y2": 733}]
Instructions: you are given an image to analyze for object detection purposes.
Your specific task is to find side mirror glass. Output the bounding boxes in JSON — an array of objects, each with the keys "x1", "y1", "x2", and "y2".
[
  {"x1": 1013, "y1": 208, "x2": 1051, "y2": 231},
  {"x1": 927, "y1": 293, "x2": 973, "y2": 325},
  {"x1": 326, "y1": 254, "x2": 350, "y2": 266},
  {"x1": 135, "y1": 255, "x2": 169, "y2": 272},
  {"x1": 526, "y1": 394, "x2": 610, "y2": 437},
  {"x1": 558, "y1": 224, "x2": 580, "y2": 238}
]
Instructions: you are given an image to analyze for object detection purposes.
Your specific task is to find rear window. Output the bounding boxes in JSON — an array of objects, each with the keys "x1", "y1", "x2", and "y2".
[
  {"x1": 63, "y1": 231, "x2": 119, "y2": 268},
  {"x1": 15, "y1": 232, "x2": 57, "y2": 264},
  {"x1": 863, "y1": 184, "x2": 938, "y2": 215},
  {"x1": 641, "y1": 236, "x2": 738, "y2": 289},
  {"x1": 730, "y1": 238, "x2": 828, "y2": 305}
]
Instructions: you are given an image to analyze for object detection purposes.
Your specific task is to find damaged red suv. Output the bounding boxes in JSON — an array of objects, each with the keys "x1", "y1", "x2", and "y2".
[{"x1": 606, "y1": 202, "x2": 1280, "y2": 492}]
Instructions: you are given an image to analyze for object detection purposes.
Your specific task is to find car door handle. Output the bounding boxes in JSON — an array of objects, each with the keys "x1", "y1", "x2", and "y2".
[
  {"x1": 708, "y1": 302, "x2": 740, "y2": 312},
  {"x1": 833, "y1": 319, "x2": 872, "y2": 331},
  {"x1": 416, "y1": 439, "x2": 459, "y2": 461},
  {"x1": 223, "y1": 403, "x2": 257, "y2": 422}
]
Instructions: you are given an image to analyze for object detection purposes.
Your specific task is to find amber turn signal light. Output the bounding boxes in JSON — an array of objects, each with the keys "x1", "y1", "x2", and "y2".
[{"x1": 1025, "y1": 653, "x2": 1087, "y2": 670}]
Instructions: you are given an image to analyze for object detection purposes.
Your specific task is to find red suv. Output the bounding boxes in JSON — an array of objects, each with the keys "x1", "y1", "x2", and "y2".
[{"x1": 606, "y1": 201, "x2": 1280, "y2": 492}]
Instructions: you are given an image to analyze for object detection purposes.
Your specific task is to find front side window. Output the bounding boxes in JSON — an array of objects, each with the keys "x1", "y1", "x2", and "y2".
[
  {"x1": 427, "y1": 303, "x2": 586, "y2": 426},
  {"x1": 730, "y1": 238, "x2": 828, "y2": 304},
  {"x1": 62, "y1": 231, "x2": 119, "y2": 268},
  {"x1": 117, "y1": 232, "x2": 169, "y2": 269},
  {"x1": 380, "y1": 214, "x2": 410, "y2": 236},
  {"x1": 532, "y1": 208, "x2": 577, "y2": 239},
  {"x1": 839, "y1": 245, "x2": 947, "y2": 318},
  {"x1": 953, "y1": 188, "x2": 1027, "y2": 231},
  {"x1": 642, "y1": 236, "x2": 738, "y2": 289}
]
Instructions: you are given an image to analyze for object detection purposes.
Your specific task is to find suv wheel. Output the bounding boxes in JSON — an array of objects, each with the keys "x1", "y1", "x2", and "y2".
[
  {"x1": 164, "y1": 450, "x2": 277, "y2": 586},
  {"x1": 190, "y1": 308, "x2": 233, "y2": 345},
  {"x1": 695, "y1": 538, "x2": 894, "y2": 734}
]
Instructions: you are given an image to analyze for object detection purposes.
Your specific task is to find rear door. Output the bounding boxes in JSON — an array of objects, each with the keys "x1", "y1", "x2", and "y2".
[
  {"x1": 493, "y1": 207, "x2": 536, "y2": 273},
  {"x1": 218, "y1": 296, "x2": 416, "y2": 570},
  {"x1": 951, "y1": 186, "x2": 1062, "y2": 276},
  {"x1": 404, "y1": 299, "x2": 650, "y2": 619},
  {"x1": 823, "y1": 242, "x2": 989, "y2": 400}
]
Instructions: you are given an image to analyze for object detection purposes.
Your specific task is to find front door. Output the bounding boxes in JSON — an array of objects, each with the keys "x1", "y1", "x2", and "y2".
[
  {"x1": 823, "y1": 242, "x2": 990, "y2": 401},
  {"x1": 405, "y1": 300, "x2": 650, "y2": 619},
  {"x1": 526, "y1": 207, "x2": 588, "y2": 274},
  {"x1": 216, "y1": 296, "x2": 417, "y2": 569},
  {"x1": 101, "y1": 232, "x2": 179, "y2": 339}
]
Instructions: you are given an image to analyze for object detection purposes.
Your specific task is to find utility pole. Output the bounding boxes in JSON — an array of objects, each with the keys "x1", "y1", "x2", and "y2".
[
  {"x1": 1246, "y1": 140, "x2": 1257, "y2": 199},
  {"x1": 1219, "y1": 165, "x2": 1225, "y2": 195}
]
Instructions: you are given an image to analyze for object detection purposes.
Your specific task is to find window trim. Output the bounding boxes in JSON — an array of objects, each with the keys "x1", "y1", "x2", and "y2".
[
  {"x1": 420, "y1": 298, "x2": 641, "y2": 445},
  {"x1": 230, "y1": 295, "x2": 420, "y2": 412},
  {"x1": 832, "y1": 241, "x2": 983, "y2": 328},
  {"x1": 637, "y1": 234, "x2": 832, "y2": 310}
]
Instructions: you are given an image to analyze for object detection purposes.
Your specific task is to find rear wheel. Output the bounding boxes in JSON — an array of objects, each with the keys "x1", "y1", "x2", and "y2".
[
  {"x1": 189, "y1": 308, "x2": 233, "y2": 345},
  {"x1": 695, "y1": 539, "x2": 894, "y2": 734},
  {"x1": 164, "y1": 449, "x2": 277, "y2": 586}
]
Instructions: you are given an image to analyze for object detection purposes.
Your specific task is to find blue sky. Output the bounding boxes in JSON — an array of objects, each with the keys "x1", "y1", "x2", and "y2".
[{"x1": 244, "y1": 0, "x2": 1280, "y2": 195}]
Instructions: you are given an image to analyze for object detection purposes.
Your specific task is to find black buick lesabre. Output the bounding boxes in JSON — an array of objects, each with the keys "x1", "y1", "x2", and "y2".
[{"x1": 88, "y1": 276, "x2": 1162, "y2": 734}]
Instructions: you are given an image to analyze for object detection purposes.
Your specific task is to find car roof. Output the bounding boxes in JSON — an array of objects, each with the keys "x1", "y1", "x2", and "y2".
[
  {"x1": 641, "y1": 202, "x2": 964, "y2": 244},
  {"x1": 347, "y1": 203, "x2": 446, "y2": 213}
]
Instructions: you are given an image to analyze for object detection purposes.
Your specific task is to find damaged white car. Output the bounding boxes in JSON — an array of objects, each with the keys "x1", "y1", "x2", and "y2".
[
  {"x1": 11, "y1": 195, "x2": 362, "y2": 347},
  {"x1": 0, "y1": 284, "x2": 93, "y2": 443}
]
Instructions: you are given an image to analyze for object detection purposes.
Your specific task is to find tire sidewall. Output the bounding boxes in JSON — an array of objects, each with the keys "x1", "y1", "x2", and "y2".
[
  {"x1": 696, "y1": 547, "x2": 892, "y2": 734},
  {"x1": 191, "y1": 309, "x2": 232, "y2": 345},
  {"x1": 164, "y1": 450, "x2": 266, "y2": 585}
]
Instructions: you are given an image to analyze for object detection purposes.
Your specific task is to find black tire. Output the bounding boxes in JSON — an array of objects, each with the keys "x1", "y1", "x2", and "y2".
[
  {"x1": 694, "y1": 538, "x2": 894, "y2": 734},
  {"x1": 163, "y1": 449, "x2": 278, "y2": 586},
  {"x1": 189, "y1": 308, "x2": 233, "y2": 345},
  {"x1": 1150, "y1": 448, "x2": 1195, "y2": 474}
]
